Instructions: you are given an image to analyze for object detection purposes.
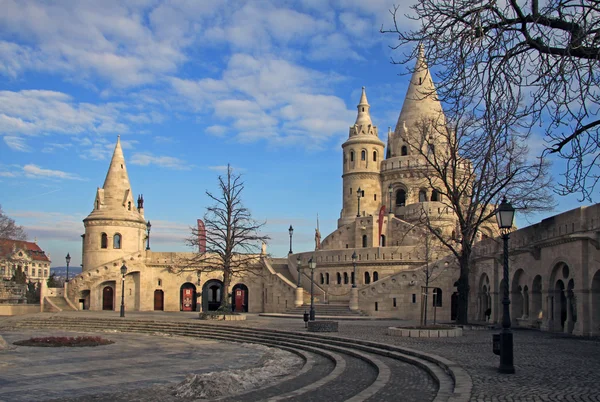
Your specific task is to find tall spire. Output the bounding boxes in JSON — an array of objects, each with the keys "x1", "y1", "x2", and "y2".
[
  {"x1": 392, "y1": 45, "x2": 445, "y2": 154},
  {"x1": 355, "y1": 86, "x2": 372, "y2": 126}
]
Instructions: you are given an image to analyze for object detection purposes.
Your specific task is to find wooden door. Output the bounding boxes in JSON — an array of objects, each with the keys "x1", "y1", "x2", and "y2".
[
  {"x1": 102, "y1": 286, "x2": 114, "y2": 310},
  {"x1": 234, "y1": 289, "x2": 245, "y2": 312},
  {"x1": 154, "y1": 290, "x2": 164, "y2": 311}
]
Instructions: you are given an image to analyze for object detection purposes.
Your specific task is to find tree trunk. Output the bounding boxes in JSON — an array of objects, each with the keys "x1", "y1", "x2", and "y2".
[
  {"x1": 456, "y1": 251, "x2": 471, "y2": 324},
  {"x1": 220, "y1": 268, "x2": 231, "y2": 310}
]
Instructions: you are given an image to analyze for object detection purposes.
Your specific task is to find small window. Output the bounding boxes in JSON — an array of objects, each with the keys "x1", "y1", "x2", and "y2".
[
  {"x1": 375, "y1": 302, "x2": 378, "y2": 311},
  {"x1": 113, "y1": 233, "x2": 122, "y2": 249},
  {"x1": 418, "y1": 77, "x2": 422, "y2": 85},
  {"x1": 44, "y1": 269, "x2": 47, "y2": 277},
  {"x1": 343, "y1": 272, "x2": 349, "y2": 284},
  {"x1": 127, "y1": 201, "x2": 131, "y2": 211},
  {"x1": 433, "y1": 288, "x2": 443, "y2": 307},
  {"x1": 362, "y1": 235, "x2": 368, "y2": 248},
  {"x1": 401, "y1": 146, "x2": 408, "y2": 156},
  {"x1": 101, "y1": 233, "x2": 108, "y2": 249},
  {"x1": 374, "y1": 194, "x2": 377, "y2": 201},
  {"x1": 320, "y1": 273, "x2": 324, "y2": 285},
  {"x1": 96, "y1": 200, "x2": 99, "y2": 209},
  {"x1": 326, "y1": 273, "x2": 330, "y2": 284},
  {"x1": 412, "y1": 294, "x2": 417, "y2": 303},
  {"x1": 350, "y1": 151, "x2": 354, "y2": 162},
  {"x1": 365, "y1": 272, "x2": 371, "y2": 284},
  {"x1": 350, "y1": 188, "x2": 352, "y2": 195},
  {"x1": 373, "y1": 271, "x2": 379, "y2": 282},
  {"x1": 361, "y1": 150, "x2": 366, "y2": 161},
  {"x1": 393, "y1": 297, "x2": 397, "y2": 307},
  {"x1": 337, "y1": 272, "x2": 342, "y2": 285},
  {"x1": 362, "y1": 107, "x2": 365, "y2": 112},
  {"x1": 396, "y1": 189, "x2": 406, "y2": 206},
  {"x1": 431, "y1": 189, "x2": 439, "y2": 202},
  {"x1": 373, "y1": 151, "x2": 377, "y2": 161},
  {"x1": 419, "y1": 190, "x2": 427, "y2": 202},
  {"x1": 158, "y1": 279, "x2": 162, "y2": 286}
]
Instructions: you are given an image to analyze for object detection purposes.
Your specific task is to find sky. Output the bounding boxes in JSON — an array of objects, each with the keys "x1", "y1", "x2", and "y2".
[{"x1": 0, "y1": 0, "x2": 590, "y2": 268}]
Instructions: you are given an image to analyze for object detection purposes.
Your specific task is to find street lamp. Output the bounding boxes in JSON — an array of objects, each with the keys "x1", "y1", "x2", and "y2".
[
  {"x1": 296, "y1": 256, "x2": 302, "y2": 288},
  {"x1": 308, "y1": 257, "x2": 316, "y2": 320},
  {"x1": 120, "y1": 264, "x2": 127, "y2": 318},
  {"x1": 146, "y1": 221, "x2": 152, "y2": 250},
  {"x1": 495, "y1": 197, "x2": 516, "y2": 374},
  {"x1": 65, "y1": 253, "x2": 71, "y2": 283},
  {"x1": 351, "y1": 251, "x2": 357, "y2": 288},
  {"x1": 288, "y1": 225, "x2": 294, "y2": 254},
  {"x1": 357, "y1": 187, "x2": 362, "y2": 217}
]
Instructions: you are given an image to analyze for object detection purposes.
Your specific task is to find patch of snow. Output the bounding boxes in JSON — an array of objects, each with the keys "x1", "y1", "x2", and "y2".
[{"x1": 173, "y1": 343, "x2": 302, "y2": 399}]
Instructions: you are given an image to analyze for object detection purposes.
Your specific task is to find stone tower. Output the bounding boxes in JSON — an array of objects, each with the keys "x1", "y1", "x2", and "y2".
[
  {"x1": 338, "y1": 87, "x2": 385, "y2": 227},
  {"x1": 82, "y1": 137, "x2": 147, "y2": 272}
]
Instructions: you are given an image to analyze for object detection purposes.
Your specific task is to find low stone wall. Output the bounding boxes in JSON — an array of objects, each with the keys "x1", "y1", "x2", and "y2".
[
  {"x1": 387, "y1": 326, "x2": 463, "y2": 338},
  {"x1": 0, "y1": 304, "x2": 40, "y2": 316},
  {"x1": 307, "y1": 320, "x2": 338, "y2": 332},
  {"x1": 198, "y1": 313, "x2": 246, "y2": 321}
]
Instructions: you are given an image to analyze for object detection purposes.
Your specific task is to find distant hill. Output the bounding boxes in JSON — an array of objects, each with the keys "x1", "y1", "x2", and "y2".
[{"x1": 51, "y1": 266, "x2": 82, "y2": 278}]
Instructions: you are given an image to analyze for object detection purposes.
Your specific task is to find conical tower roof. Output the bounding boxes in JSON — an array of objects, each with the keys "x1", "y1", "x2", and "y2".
[
  {"x1": 355, "y1": 86, "x2": 372, "y2": 126},
  {"x1": 391, "y1": 45, "x2": 446, "y2": 155}
]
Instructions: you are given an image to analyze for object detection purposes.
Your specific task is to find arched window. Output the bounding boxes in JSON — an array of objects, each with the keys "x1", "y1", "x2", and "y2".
[
  {"x1": 101, "y1": 233, "x2": 108, "y2": 249},
  {"x1": 320, "y1": 273, "x2": 324, "y2": 285},
  {"x1": 336, "y1": 272, "x2": 342, "y2": 285},
  {"x1": 433, "y1": 288, "x2": 443, "y2": 306},
  {"x1": 361, "y1": 150, "x2": 366, "y2": 161},
  {"x1": 350, "y1": 151, "x2": 354, "y2": 162},
  {"x1": 365, "y1": 272, "x2": 371, "y2": 284},
  {"x1": 362, "y1": 235, "x2": 368, "y2": 248},
  {"x1": 419, "y1": 190, "x2": 427, "y2": 202},
  {"x1": 373, "y1": 151, "x2": 377, "y2": 161},
  {"x1": 127, "y1": 201, "x2": 131, "y2": 211},
  {"x1": 401, "y1": 146, "x2": 408, "y2": 156},
  {"x1": 431, "y1": 189, "x2": 439, "y2": 202},
  {"x1": 396, "y1": 189, "x2": 406, "y2": 206},
  {"x1": 113, "y1": 233, "x2": 122, "y2": 249},
  {"x1": 343, "y1": 272, "x2": 349, "y2": 284},
  {"x1": 351, "y1": 271, "x2": 355, "y2": 285},
  {"x1": 96, "y1": 200, "x2": 99, "y2": 210},
  {"x1": 373, "y1": 271, "x2": 379, "y2": 282},
  {"x1": 326, "y1": 273, "x2": 330, "y2": 285},
  {"x1": 380, "y1": 235, "x2": 386, "y2": 247}
]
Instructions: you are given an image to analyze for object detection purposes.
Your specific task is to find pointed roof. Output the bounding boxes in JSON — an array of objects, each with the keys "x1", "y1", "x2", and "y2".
[
  {"x1": 355, "y1": 86, "x2": 372, "y2": 126},
  {"x1": 393, "y1": 45, "x2": 445, "y2": 138}
]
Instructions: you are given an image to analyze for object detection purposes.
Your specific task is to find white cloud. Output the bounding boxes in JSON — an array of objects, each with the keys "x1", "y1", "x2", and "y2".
[
  {"x1": 130, "y1": 152, "x2": 190, "y2": 170},
  {"x1": 3, "y1": 136, "x2": 30, "y2": 152},
  {"x1": 22, "y1": 164, "x2": 85, "y2": 180}
]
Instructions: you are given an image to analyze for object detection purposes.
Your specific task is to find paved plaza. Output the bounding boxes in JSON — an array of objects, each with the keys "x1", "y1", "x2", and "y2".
[{"x1": 1, "y1": 312, "x2": 600, "y2": 401}]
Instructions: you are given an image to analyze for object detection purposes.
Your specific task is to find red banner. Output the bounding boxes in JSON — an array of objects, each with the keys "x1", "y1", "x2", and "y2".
[
  {"x1": 197, "y1": 219, "x2": 206, "y2": 253},
  {"x1": 378, "y1": 206, "x2": 386, "y2": 246}
]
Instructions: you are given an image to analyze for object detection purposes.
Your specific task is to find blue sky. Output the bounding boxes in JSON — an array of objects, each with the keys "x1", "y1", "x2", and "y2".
[{"x1": 0, "y1": 0, "x2": 589, "y2": 267}]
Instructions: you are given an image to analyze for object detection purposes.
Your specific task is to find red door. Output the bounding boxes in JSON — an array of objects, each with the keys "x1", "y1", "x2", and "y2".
[
  {"x1": 154, "y1": 290, "x2": 164, "y2": 311},
  {"x1": 182, "y1": 288, "x2": 193, "y2": 311},
  {"x1": 102, "y1": 287, "x2": 114, "y2": 311},
  {"x1": 234, "y1": 289, "x2": 245, "y2": 312}
]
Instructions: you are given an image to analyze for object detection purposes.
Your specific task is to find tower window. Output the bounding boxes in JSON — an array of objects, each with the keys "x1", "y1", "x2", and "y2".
[
  {"x1": 419, "y1": 77, "x2": 422, "y2": 85},
  {"x1": 419, "y1": 190, "x2": 427, "y2": 202},
  {"x1": 362, "y1": 107, "x2": 364, "y2": 112},
  {"x1": 361, "y1": 150, "x2": 366, "y2": 161},
  {"x1": 373, "y1": 151, "x2": 377, "y2": 162},
  {"x1": 374, "y1": 194, "x2": 377, "y2": 201},
  {"x1": 101, "y1": 233, "x2": 108, "y2": 249},
  {"x1": 396, "y1": 189, "x2": 406, "y2": 206},
  {"x1": 113, "y1": 233, "x2": 122, "y2": 249},
  {"x1": 362, "y1": 235, "x2": 368, "y2": 248},
  {"x1": 350, "y1": 151, "x2": 354, "y2": 162},
  {"x1": 96, "y1": 200, "x2": 99, "y2": 210},
  {"x1": 127, "y1": 201, "x2": 131, "y2": 211},
  {"x1": 431, "y1": 189, "x2": 439, "y2": 202},
  {"x1": 350, "y1": 188, "x2": 352, "y2": 195},
  {"x1": 401, "y1": 146, "x2": 408, "y2": 156}
]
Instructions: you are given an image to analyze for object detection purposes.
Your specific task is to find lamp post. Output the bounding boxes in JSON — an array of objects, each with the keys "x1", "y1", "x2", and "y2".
[
  {"x1": 65, "y1": 253, "x2": 71, "y2": 283},
  {"x1": 352, "y1": 251, "x2": 357, "y2": 288},
  {"x1": 120, "y1": 264, "x2": 127, "y2": 318},
  {"x1": 495, "y1": 197, "x2": 516, "y2": 374},
  {"x1": 146, "y1": 220, "x2": 152, "y2": 250},
  {"x1": 388, "y1": 184, "x2": 393, "y2": 214},
  {"x1": 308, "y1": 257, "x2": 316, "y2": 320},
  {"x1": 357, "y1": 187, "x2": 362, "y2": 217},
  {"x1": 296, "y1": 256, "x2": 302, "y2": 288},
  {"x1": 288, "y1": 225, "x2": 294, "y2": 254}
]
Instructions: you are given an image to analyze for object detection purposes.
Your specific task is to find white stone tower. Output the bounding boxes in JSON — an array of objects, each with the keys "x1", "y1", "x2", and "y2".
[
  {"x1": 338, "y1": 87, "x2": 385, "y2": 227},
  {"x1": 82, "y1": 137, "x2": 147, "y2": 272}
]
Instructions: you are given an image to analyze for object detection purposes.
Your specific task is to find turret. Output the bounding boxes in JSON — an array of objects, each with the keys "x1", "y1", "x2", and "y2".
[
  {"x1": 82, "y1": 136, "x2": 147, "y2": 272},
  {"x1": 338, "y1": 87, "x2": 385, "y2": 228}
]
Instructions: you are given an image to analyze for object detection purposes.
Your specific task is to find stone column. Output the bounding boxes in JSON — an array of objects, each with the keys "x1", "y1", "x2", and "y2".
[
  {"x1": 349, "y1": 287, "x2": 359, "y2": 311},
  {"x1": 541, "y1": 292, "x2": 553, "y2": 331},
  {"x1": 295, "y1": 287, "x2": 304, "y2": 307},
  {"x1": 39, "y1": 278, "x2": 48, "y2": 312}
]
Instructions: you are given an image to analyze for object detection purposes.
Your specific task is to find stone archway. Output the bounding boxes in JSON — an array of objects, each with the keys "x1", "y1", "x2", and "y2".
[
  {"x1": 180, "y1": 283, "x2": 197, "y2": 312},
  {"x1": 202, "y1": 279, "x2": 223, "y2": 312},
  {"x1": 232, "y1": 283, "x2": 249, "y2": 312}
]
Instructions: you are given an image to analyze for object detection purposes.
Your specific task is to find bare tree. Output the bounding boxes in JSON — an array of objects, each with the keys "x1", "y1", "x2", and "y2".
[
  {"x1": 401, "y1": 100, "x2": 553, "y2": 323},
  {"x1": 383, "y1": 1, "x2": 600, "y2": 200},
  {"x1": 0, "y1": 204, "x2": 27, "y2": 240},
  {"x1": 186, "y1": 165, "x2": 269, "y2": 310}
]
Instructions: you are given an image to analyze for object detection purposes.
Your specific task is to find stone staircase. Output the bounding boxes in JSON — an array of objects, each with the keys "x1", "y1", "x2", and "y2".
[
  {"x1": 0, "y1": 315, "x2": 471, "y2": 401},
  {"x1": 284, "y1": 303, "x2": 369, "y2": 317},
  {"x1": 44, "y1": 296, "x2": 77, "y2": 312}
]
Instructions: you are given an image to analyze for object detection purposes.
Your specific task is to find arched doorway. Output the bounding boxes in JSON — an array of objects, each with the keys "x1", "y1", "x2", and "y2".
[
  {"x1": 102, "y1": 286, "x2": 114, "y2": 311},
  {"x1": 180, "y1": 283, "x2": 197, "y2": 312},
  {"x1": 154, "y1": 289, "x2": 164, "y2": 311},
  {"x1": 451, "y1": 292, "x2": 459, "y2": 321},
  {"x1": 202, "y1": 279, "x2": 223, "y2": 311},
  {"x1": 232, "y1": 283, "x2": 249, "y2": 312},
  {"x1": 554, "y1": 280, "x2": 566, "y2": 331}
]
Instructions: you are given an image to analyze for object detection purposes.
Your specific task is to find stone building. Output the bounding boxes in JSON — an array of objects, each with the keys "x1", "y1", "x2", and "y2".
[
  {"x1": 0, "y1": 238, "x2": 51, "y2": 283},
  {"x1": 62, "y1": 50, "x2": 600, "y2": 336}
]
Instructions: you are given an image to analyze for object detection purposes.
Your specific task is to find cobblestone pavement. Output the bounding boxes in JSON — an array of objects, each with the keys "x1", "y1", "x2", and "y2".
[{"x1": 222, "y1": 316, "x2": 600, "y2": 402}]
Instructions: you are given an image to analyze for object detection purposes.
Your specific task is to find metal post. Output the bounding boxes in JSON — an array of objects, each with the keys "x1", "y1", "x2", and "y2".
[
  {"x1": 120, "y1": 273, "x2": 125, "y2": 318},
  {"x1": 66, "y1": 260, "x2": 70, "y2": 283},
  {"x1": 499, "y1": 232, "x2": 515, "y2": 373},
  {"x1": 356, "y1": 187, "x2": 361, "y2": 217},
  {"x1": 352, "y1": 259, "x2": 357, "y2": 288},
  {"x1": 310, "y1": 267, "x2": 315, "y2": 321},
  {"x1": 288, "y1": 225, "x2": 293, "y2": 254}
]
